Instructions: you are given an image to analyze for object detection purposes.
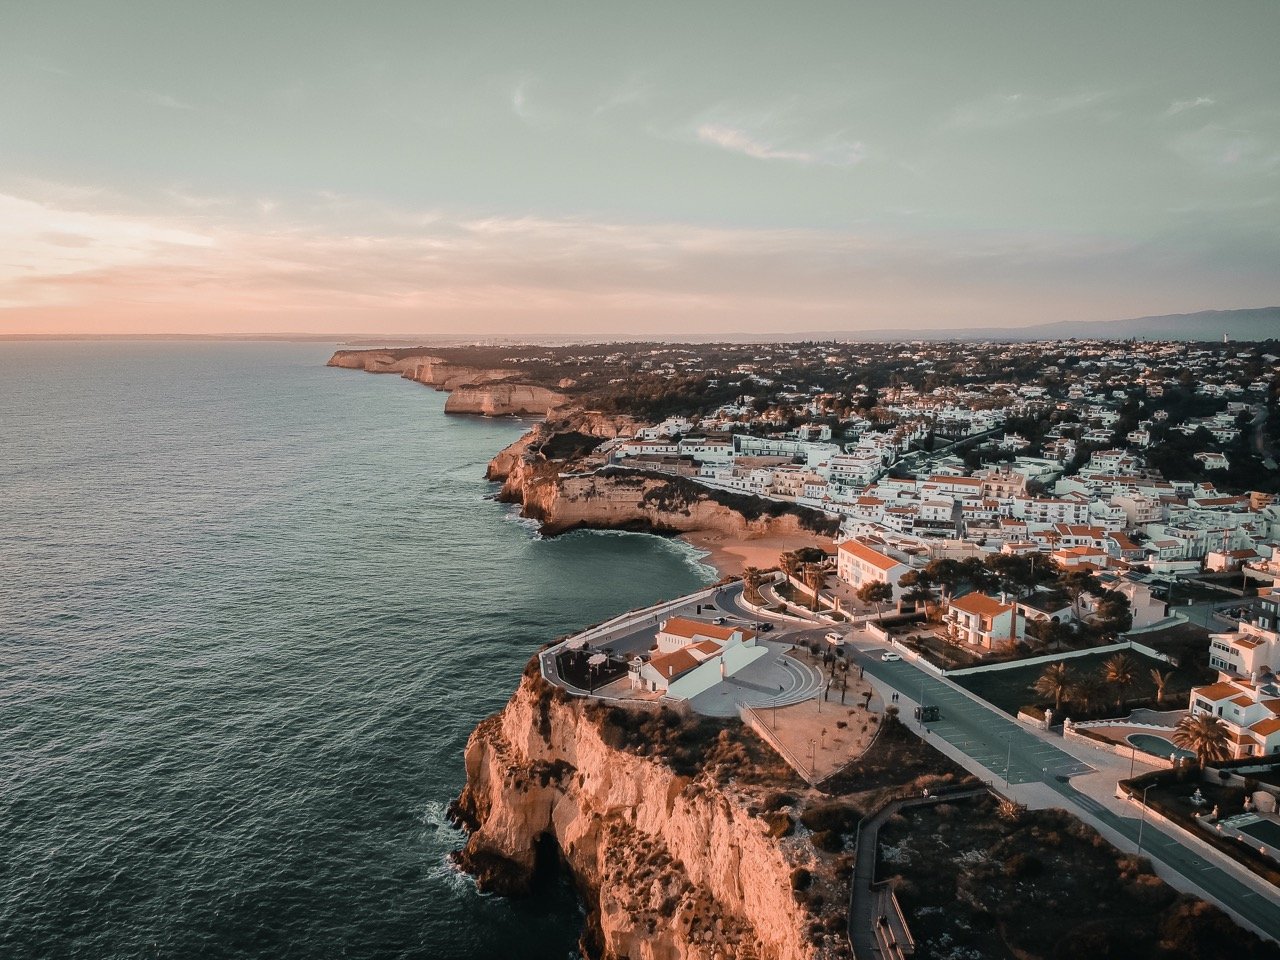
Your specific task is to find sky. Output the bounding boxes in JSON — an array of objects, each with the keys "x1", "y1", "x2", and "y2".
[{"x1": 1, "y1": 0, "x2": 1278, "y2": 337}]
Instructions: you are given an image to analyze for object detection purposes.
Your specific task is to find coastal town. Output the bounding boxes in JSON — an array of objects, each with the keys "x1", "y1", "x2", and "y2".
[{"x1": 338, "y1": 337, "x2": 1280, "y2": 960}]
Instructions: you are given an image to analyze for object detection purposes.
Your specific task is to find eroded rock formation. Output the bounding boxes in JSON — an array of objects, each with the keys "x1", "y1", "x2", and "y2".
[{"x1": 452, "y1": 670, "x2": 831, "y2": 960}]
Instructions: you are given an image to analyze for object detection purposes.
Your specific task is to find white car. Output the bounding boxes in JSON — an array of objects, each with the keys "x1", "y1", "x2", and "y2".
[
  {"x1": 880, "y1": 652, "x2": 902, "y2": 662},
  {"x1": 824, "y1": 631, "x2": 843, "y2": 645}
]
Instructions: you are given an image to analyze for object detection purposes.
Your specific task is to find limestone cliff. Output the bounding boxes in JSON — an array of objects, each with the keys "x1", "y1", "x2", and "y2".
[
  {"x1": 489, "y1": 429, "x2": 838, "y2": 541},
  {"x1": 326, "y1": 349, "x2": 420, "y2": 374},
  {"x1": 444, "y1": 382, "x2": 568, "y2": 417},
  {"x1": 400, "y1": 357, "x2": 521, "y2": 392},
  {"x1": 452, "y1": 671, "x2": 833, "y2": 960},
  {"x1": 327, "y1": 348, "x2": 564, "y2": 416}
]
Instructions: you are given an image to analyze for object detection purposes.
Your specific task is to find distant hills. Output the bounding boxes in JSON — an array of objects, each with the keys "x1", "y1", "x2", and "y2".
[
  {"x1": 5, "y1": 306, "x2": 1276, "y2": 345},
  {"x1": 850, "y1": 306, "x2": 1280, "y2": 343}
]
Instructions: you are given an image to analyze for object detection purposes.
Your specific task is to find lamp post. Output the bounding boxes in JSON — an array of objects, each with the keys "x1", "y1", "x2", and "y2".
[
  {"x1": 1137, "y1": 783, "x2": 1155, "y2": 856},
  {"x1": 1004, "y1": 732, "x2": 1013, "y2": 788},
  {"x1": 809, "y1": 738, "x2": 817, "y2": 779}
]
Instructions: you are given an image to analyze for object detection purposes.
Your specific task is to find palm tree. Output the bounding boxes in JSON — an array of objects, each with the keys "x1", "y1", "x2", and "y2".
[
  {"x1": 1150, "y1": 668, "x2": 1174, "y2": 707},
  {"x1": 1034, "y1": 661, "x2": 1073, "y2": 712},
  {"x1": 742, "y1": 566, "x2": 764, "y2": 605},
  {"x1": 1102, "y1": 653, "x2": 1137, "y2": 712},
  {"x1": 801, "y1": 563, "x2": 826, "y2": 611},
  {"x1": 1172, "y1": 713, "x2": 1231, "y2": 768},
  {"x1": 1073, "y1": 673, "x2": 1107, "y2": 715},
  {"x1": 778, "y1": 551, "x2": 801, "y2": 580}
]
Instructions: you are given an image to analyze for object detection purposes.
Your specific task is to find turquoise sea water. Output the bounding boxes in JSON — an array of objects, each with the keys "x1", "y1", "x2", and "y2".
[{"x1": 0, "y1": 342, "x2": 713, "y2": 960}]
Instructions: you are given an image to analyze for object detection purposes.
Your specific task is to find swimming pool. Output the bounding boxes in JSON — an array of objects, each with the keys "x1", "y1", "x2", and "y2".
[
  {"x1": 1238, "y1": 817, "x2": 1280, "y2": 849},
  {"x1": 1127, "y1": 733, "x2": 1194, "y2": 760}
]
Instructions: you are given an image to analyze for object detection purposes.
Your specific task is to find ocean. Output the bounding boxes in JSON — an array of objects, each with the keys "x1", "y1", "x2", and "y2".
[{"x1": 0, "y1": 341, "x2": 713, "y2": 960}]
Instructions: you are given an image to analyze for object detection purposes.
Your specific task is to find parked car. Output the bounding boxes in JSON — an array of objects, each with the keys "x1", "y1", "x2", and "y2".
[
  {"x1": 880, "y1": 651, "x2": 902, "y2": 662},
  {"x1": 758, "y1": 622, "x2": 774, "y2": 632},
  {"x1": 824, "y1": 631, "x2": 843, "y2": 645},
  {"x1": 712, "y1": 616, "x2": 727, "y2": 625}
]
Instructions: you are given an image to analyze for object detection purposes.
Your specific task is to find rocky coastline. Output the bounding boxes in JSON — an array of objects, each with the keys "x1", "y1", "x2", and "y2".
[
  {"x1": 326, "y1": 349, "x2": 567, "y2": 416},
  {"x1": 449, "y1": 665, "x2": 836, "y2": 960}
]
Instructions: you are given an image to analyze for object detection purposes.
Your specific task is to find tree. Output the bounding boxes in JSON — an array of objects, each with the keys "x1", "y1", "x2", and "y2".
[
  {"x1": 1094, "y1": 590, "x2": 1133, "y2": 638},
  {"x1": 778, "y1": 551, "x2": 801, "y2": 579},
  {"x1": 741, "y1": 566, "x2": 764, "y2": 605},
  {"x1": 1073, "y1": 673, "x2": 1107, "y2": 715},
  {"x1": 1062, "y1": 568, "x2": 1101, "y2": 618},
  {"x1": 801, "y1": 563, "x2": 826, "y2": 611},
  {"x1": 857, "y1": 581, "x2": 894, "y2": 621},
  {"x1": 922, "y1": 558, "x2": 963, "y2": 601},
  {"x1": 1150, "y1": 668, "x2": 1174, "y2": 706},
  {"x1": 1034, "y1": 661, "x2": 1074, "y2": 712},
  {"x1": 1171, "y1": 713, "x2": 1231, "y2": 768},
  {"x1": 1102, "y1": 653, "x2": 1138, "y2": 711},
  {"x1": 897, "y1": 569, "x2": 936, "y2": 612}
]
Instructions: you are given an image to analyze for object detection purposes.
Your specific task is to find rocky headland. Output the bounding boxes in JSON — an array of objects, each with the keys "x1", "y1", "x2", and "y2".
[
  {"x1": 450, "y1": 665, "x2": 844, "y2": 960},
  {"x1": 487, "y1": 417, "x2": 839, "y2": 543},
  {"x1": 326, "y1": 349, "x2": 567, "y2": 416}
]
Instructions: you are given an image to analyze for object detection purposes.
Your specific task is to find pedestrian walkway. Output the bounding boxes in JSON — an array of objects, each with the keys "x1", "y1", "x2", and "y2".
[{"x1": 848, "y1": 787, "x2": 990, "y2": 960}]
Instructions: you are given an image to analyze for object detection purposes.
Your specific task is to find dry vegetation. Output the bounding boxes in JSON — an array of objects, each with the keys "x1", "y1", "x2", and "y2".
[{"x1": 878, "y1": 795, "x2": 1280, "y2": 960}]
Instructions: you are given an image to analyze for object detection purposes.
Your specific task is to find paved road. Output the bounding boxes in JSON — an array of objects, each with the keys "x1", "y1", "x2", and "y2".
[{"x1": 854, "y1": 649, "x2": 1280, "y2": 940}]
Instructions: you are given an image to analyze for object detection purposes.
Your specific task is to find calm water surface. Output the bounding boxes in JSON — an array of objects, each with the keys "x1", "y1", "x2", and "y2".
[{"x1": 0, "y1": 342, "x2": 712, "y2": 960}]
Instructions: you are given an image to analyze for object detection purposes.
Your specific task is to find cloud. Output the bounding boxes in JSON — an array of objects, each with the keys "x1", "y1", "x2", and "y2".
[
  {"x1": 943, "y1": 91, "x2": 1105, "y2": 130},
  {"x1": 695, "y1": 124, "x2": 865, "y2": 167},
  {"x1": 509, "y1": 78, "x2": 555, "y2": 127},
  {"x1": 1170, "y1": 122, "x2": 1280, "y2": 173},
  {"x1": 141, "y1": 90, "x2": 195, "y2": 111},
  {"x1": 2, "y1": 188, "x2": 1276, "y2": 336},
  {"x1": 1165, "y1": 96, "x2": 1215, "y2": 117}
]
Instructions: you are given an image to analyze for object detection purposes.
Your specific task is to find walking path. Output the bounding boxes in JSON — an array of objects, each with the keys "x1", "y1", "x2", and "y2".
[
  {"x1": 848, "y1": 787, "x2": 989, "y2": 960},
  {"x1": 852, "y1": 641, "x2": 1280, "y2": 941}
]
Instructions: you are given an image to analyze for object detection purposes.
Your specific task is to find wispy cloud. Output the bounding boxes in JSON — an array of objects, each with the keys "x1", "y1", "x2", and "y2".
[
  {"x1": 141, "y1": 90, "x2": 195, "y2": 111},
  {"x1": 695, "y1": 123, "x2": 865, "y2": 167},
  {"x1": 509, "y1": 78, "x2": 557, "y2": 127},
  {"x1": 1165, "y1": 96, "x2": 1215, "y2": 117},
  {"x1": 943, "y1": 91, "x2": 1105, "y2": 130},
  {"x1": 8, "y1": 187, "x2": 1258, "y2": 336}
]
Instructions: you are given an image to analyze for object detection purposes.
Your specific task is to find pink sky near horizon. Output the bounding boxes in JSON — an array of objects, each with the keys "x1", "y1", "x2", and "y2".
[{"x1": 1, "y1": 189, "x2": 1260, "y2": 338}]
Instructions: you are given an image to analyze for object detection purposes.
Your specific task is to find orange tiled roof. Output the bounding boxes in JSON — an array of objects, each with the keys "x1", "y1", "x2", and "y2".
[
  {"x1": 950, "y1": 593, "x2": 1014, "y2": 618},
  {"x1": 1251, "y1": 717, "x2": 1280, "y2": 737},
  {"x1": 1194, "y1": 680, "x2": 1247, "y2": 701},
  {"x1": 838, "y1": 539, "x2": 902, "y2": 571},
  {"x1": 649, "y1": 649, "x2": 700, "y2": 680},
  {"x1": 659, "y1": 617, "x2": 754, "y2": 643}
]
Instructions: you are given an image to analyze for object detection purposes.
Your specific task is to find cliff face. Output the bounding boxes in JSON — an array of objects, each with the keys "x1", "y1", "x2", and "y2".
[
  {"x1": 453, "y1": 673, "x2": 824, "y2": 960},
  {"x1": 444, "y1": 382, "x2": 568, "y2": 417},
  {"x1": 490, "y1": 438, "x2": 831, "y2": 540},
  {"x1": 400, "y1": 358, "x2": 521, "y2": 392},
  {"x1": 326, "y1": 350, "x2": 420, "y2": 374},
  {"x1": 327, "y1": 349, "x2": 567, "y2": 416}
]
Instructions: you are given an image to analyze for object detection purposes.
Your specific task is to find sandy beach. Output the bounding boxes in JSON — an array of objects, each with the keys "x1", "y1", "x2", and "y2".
[{"x1": 679, "y1": 530, "x2": 836, "y2": 577}]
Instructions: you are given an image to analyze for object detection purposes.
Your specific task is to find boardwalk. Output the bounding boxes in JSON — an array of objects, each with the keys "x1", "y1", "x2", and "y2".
[{"x1": 848, "y1": 788, "x2": 990, "y2": 960}]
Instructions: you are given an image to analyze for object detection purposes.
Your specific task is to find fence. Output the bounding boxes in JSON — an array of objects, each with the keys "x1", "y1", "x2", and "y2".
[
  {"x1": 739, "y1": 703, "x2": 816, "y2": 785},
  {"x1": 939, "y1": 637, "x2": 1175, "y2": 678}
]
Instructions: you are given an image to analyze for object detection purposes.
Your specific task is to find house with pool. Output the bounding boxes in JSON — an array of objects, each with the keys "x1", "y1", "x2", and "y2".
[{"x1": 1188, "y1": 676, "x2": 1280, "y2": 759}]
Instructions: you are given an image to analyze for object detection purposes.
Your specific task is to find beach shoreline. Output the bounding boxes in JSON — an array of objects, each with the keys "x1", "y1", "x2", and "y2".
[{"x1": 677, "y1": 530, "x2": 836, "y2": 578}]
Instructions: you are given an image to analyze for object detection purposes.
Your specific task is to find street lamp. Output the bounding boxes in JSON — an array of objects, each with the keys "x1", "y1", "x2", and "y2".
[
  {"x1": 1004, "y1": 732, "x2": 1013, "y2": 788},
  {"x1": 1137, "y1": 783, "x2": 1155, "y2": 856},
  {"x1": 809, "y1": 738, "x2": 817, "y2": 779}
]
